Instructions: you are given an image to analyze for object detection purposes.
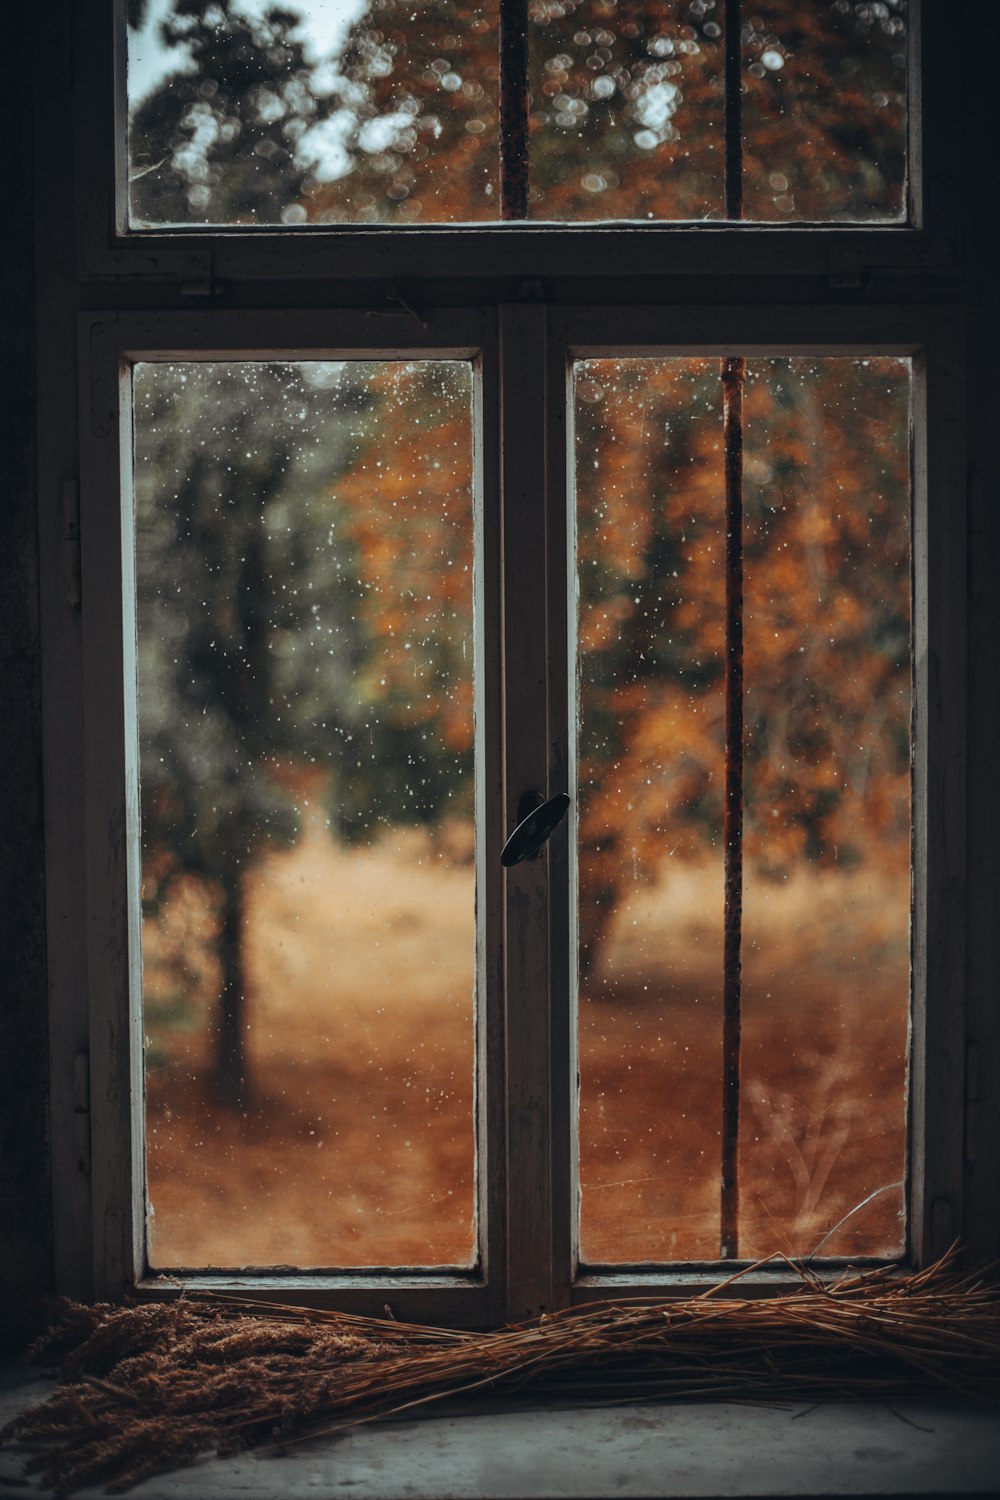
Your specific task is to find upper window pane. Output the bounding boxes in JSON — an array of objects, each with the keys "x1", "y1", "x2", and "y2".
[{"x1": 127, "y1": 1, "x2": 907, "y2": 227}]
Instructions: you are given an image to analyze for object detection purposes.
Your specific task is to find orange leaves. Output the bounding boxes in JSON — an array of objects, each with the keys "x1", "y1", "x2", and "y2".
[
  {"x1": 333, "y1": 365, "x2": 476, "y2": 756},
  {"x1": 577, "y1": 356, "x2": 911, "y2": 897}
]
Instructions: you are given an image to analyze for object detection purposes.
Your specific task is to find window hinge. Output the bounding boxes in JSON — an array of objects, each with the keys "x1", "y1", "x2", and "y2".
[
  {"x1": 63, "y1": 478, "x2": 81, "y2": 611},
  {"x1": 965, "y1": 1039, "x2": 980, "y2": 1165},
  {"x1": 968, "y1": 471, "x2": 985, "y2": 598}
]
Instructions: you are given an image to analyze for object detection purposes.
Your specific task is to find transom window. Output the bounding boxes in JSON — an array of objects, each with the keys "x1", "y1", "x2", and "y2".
[
  {"x1": 56, "y1": 0, "x2": 967, "y2": 1327},
  {"x1": 126, "y1": 0, "x2": 908, "y2": 226}
]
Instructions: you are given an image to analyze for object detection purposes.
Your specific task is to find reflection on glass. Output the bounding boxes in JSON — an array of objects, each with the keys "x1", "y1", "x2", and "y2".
[
  {"x1": 741, "y1": 358, "x2": 911, "y2": 1259},
  {"x1": 575, "y1": 357, "x2": 910, "y2": 1265},
  {"x1": 135, "y1": 360, "x2": 477, "y2": 1269},
  {"x1": 527, "y1": 1, "x2": 724, "y2": 221},
  {"x1": 576, "y1": 360, "x2": 725, "y2": 1264},
  {"x1": 128, "y1": 0, "x2": 500, "y2": 225},
  {"x1": 742, "y1": 1, "x2": 907, "y2": 222},
  {"x1": 127, "y1": 1, "x2": 906, "y2": 226}
]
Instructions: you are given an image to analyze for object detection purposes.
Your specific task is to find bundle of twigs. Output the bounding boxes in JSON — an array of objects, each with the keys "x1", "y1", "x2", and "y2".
[{"x1": 4, "y1": 1246, "x2": 999, "y2": 1495}]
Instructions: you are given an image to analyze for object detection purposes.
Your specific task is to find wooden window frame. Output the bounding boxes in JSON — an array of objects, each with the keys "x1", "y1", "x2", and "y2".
[
  {"x1": 37, "y1": 0, "x2": 974, "y2": 1327},
  {"x1": 73, "y1": 302, "x2": 964, "y2": 1324},
  {"x1": 77, "y1": 0, "x2": 955, "y2": 283}
]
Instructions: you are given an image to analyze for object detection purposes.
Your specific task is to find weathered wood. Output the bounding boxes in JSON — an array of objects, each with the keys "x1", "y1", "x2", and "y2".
[
  {"x1": 0, "y1": 0, "x2": 53, "y2": 1350},
  {"x1": 500, "y1": 303, "x2": 556, "y2": 1322}
]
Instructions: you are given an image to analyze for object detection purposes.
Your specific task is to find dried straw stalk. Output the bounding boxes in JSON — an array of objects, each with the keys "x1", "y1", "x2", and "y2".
[{"x1": 4, "y1": 1247, "x2": 999, "y2": 1496}]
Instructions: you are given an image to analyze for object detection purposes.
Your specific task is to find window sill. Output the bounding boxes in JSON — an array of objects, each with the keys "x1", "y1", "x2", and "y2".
[{"x1": 3, "y1": 1364, "x2": 998, "y2": 1498}]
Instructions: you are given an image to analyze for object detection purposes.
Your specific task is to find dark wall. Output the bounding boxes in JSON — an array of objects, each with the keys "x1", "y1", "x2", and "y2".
[{"x1": 0, "y1": 8, "x2": 53, "y2": 1350}]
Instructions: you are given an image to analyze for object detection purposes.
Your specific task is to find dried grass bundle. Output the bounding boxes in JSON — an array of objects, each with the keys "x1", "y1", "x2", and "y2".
[{"x1": 4, "y1": 1247, "x2": 999, "y2": 1496}]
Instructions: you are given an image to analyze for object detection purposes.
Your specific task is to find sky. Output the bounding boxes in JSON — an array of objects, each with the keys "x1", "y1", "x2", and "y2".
[{"x1": 128, "y1": 0, "x2": 368, "y2": 108}]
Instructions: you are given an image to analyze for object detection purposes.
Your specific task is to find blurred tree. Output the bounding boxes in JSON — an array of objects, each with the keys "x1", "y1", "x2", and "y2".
[
  {"x1": 136, "y1": 360, "x2": 473, "y2": 1104},
  {"x1": 573, "y1": 356, "x2": 910, "y2": 969},
  {"x1": 129, "y1": 0, "x2": 342, "y2": 224},
  {"x1": 130, "y1": 0, "x2": 911, "y2": 1005},
  {"x1": 136, "y1": 362, "x2": 372, "y2": 1105},
  {"x1": 129, "y1": 0, "x2": 906, "y2": 225}
]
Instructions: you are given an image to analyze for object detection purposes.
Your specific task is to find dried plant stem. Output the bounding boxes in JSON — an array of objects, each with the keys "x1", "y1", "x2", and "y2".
[{"x1": 3, "y1": 1246, "x2": 999, "y2": 1495}]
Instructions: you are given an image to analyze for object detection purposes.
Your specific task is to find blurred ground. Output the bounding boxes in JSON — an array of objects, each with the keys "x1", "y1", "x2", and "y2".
[{"x1": 145, "y1": 824, "x2": 907, "y2": 1271}]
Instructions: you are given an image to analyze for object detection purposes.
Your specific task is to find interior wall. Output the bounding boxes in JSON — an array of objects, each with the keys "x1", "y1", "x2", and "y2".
[{"x1": 0, "y1": 7, "x2": 53, "y2": 1351}]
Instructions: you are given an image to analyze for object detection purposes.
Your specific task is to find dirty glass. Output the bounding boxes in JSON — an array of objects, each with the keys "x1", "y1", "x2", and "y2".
[
  {"x1": 575, "y1": 359, "x2": 726, "y2": 1263},
  {"x1": 575, "y1": 356, "x2": 910, "y2": 1265},
  {"x1": 134, "y1": 360, "x2": 477, "y2": 1270},
  {"x1": 526, "y1": 1, "x2": 724, "y2": 221},
  {"x1": 741, "y1": 1, "x2": 908, "y2": 222},
  {"x1": 740, "y1": 357, "x2": 911, "y2": 1259},
  {"x1": 127, "y1": 1, "x2": 906, "y2": 226},
  {"x1": 127, "y1": 0, "x2": 500, "y2": 225}
]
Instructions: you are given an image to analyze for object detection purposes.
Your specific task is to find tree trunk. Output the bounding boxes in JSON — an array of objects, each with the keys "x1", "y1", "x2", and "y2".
[{"x1": 215, "y1": 874, "x2": 250, "y2": 1110}]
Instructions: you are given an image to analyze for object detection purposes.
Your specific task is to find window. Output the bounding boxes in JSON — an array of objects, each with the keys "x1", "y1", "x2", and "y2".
[{"x1": 45, "y1": 0, "x2": 972, "y2": 1327}]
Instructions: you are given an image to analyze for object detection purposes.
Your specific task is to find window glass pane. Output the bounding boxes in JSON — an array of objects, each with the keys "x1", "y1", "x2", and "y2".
[
  {"x1": 127, "y1": 1, "x2": 906, "y2": 226},
  {"x1": 741, "y1": 357, "x2": 910, "y2": 1259},
  {"x1": 128, "y1": 0, "x2": 500, "y2": 225},
  {"x1": 574, "y1": 355, "x2": 910, "y2": 1265},
  {"x1": 742, "y1": 1, "x2": 908, "y2": 222},
  {"x1": 134, "y1": 359, "x2": 477, "y2": 1270},
  {"x1": 575, "y1": 359, "x2": 725, "y2": 1263},
  {"x1": 527, "y1": 1, "x2": 724, "y2": 221}
]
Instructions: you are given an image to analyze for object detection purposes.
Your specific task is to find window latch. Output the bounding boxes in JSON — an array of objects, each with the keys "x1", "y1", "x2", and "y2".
[{"x1": 501, "y1": 790, "x2": 571, "y2": 867}]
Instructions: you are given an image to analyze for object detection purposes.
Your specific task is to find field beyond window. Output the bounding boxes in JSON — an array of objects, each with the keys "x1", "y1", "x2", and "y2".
[
  {"x1": 575, "y1": 356, "x2": 911, "y2": 1266},
  {"x1": 134, "y1": 360, "x2": 478, "y2": 1272},
  {"x1": 127, "y1": 0, "x2": 907, "y2": 226}
]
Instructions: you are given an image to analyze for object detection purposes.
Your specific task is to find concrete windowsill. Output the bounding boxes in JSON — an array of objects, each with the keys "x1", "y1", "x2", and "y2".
[{"x1": 2, "y1": 1365, "x2": 998, "y2": 1498}]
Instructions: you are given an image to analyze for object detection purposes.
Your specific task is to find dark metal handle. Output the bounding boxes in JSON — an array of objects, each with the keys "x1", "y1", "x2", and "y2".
[{"x1": 501, "y1": 791, "x2": 571, "y2": 867}]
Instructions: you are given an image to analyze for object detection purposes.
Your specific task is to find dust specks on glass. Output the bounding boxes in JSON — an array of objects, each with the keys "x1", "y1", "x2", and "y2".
[
  {"x1": 574, "y1": 356, "x2": 911, "y2": 1266},
  {"x1": 126, "y1": 1, "x2": 907, "y2": 227},
  {"x1": 134, "y1": 360, "x2": 478, "y2": 1271}
]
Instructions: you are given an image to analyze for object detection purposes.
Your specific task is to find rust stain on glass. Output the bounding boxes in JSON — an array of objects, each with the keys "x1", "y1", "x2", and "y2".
[
  {"x1": 500, "y1": 0, "x2": 529, "y2": 220},
  {"x1": 721, "y1": 354, "x2": 745, "y2": 1262}
]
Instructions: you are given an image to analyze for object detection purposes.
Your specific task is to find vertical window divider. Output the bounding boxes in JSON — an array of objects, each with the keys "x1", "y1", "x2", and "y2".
[
  {"x1": 545, "y1": 306, "x2": 573, "y2": 1295},
  {"x1": 477, "y1": 310, "x2": 507, "y2": 1321},
  {"x1": 80, "y1": 331, "x2": 145, "y2": 1298},
  {"x1": 500, "y1": 302, "x2": 562, "y2": 1319}
]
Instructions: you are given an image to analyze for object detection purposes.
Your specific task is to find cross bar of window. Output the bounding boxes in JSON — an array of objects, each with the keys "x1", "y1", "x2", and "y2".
[{"x1": 500, "y1": 0, "x2": 530, "y2": 221}]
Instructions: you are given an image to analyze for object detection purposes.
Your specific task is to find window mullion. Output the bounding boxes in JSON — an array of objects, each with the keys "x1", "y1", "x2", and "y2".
[{"x1": 500, "y1": 302, "x2": 560, "y2": 1321}]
